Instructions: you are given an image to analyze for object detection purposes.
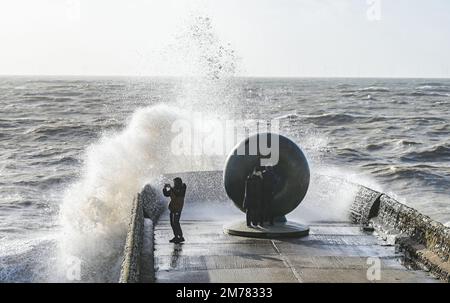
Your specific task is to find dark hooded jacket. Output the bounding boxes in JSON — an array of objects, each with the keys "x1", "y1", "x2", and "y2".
[
  {"x1": 243, "y1": 173, "x2": 263, "y2": 210},
  {"x1": 163, "y1": 183, "x2": 187, "y2": 213},
  {"x1": 262, "y1": 169, "x2": 275, "y2": 202}
]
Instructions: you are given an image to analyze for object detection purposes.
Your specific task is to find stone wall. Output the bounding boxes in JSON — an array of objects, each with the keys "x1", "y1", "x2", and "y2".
[
  {"x1": 119, "y1": 185, "x2": 164, "y2": 283},
  {"x1": 376, "y1": 195, "x2": 450, "y2": 281},
  {"x1": 350, "y1": 186, "x2": 450, "y2": 282},
  {"x1": 349, "y1": 185, "x2": 382, "y2": 226},
  {"x1": 119, "y1": 194, "x2": 144, "y2": 283}
]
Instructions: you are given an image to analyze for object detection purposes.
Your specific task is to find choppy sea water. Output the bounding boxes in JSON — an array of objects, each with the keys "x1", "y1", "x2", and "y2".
[{"x1": 0, "y1": 76, "x2": 449, "y2": 282}]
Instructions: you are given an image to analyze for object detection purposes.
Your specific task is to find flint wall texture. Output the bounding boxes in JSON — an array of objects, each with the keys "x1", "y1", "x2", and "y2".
[
  {"x1": 351, "y1": 186, "x2": 450, "y2": 282},
  {"x1": 119, "y1": 194, "x2": 144, "y2": 283},
  {"x1": 119, "y1": 186, "x2": 164, "y2": 283},
  {"x1": 349, "y1": 185, "x2": 382, "y2": 225},
  {"x1": 377, "y1": 195, "x2": 450, "y2": 281}
]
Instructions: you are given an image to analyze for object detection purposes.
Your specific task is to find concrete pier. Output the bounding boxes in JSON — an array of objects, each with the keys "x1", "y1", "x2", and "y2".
[
  {"x1": 119, "y1": 171, "x2": 449, "y2": 283},
  {"x1": 152, "y1": 216, "x2": 437, "y2": 283}
]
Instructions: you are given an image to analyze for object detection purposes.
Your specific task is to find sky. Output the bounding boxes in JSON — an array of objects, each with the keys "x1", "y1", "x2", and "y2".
[{"x1": 0, "y1": 0, "x2": 449, "y2": 78}]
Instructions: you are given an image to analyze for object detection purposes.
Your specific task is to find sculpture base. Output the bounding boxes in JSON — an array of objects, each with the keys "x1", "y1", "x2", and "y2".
[{"x1": 223, "y1": 221, "x2": 309, "y2": 239}]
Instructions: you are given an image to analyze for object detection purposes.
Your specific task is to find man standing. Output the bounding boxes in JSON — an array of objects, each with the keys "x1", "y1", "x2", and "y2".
[
  {"x1": 243, "y1": 168, "x2": 263, "y2": 227},
  {"x1": 163, "y1": 177, "x2": 187, "y2": 243},
  {"x1": 262, "y1": 166, "x2": 276, "y2": 226}
]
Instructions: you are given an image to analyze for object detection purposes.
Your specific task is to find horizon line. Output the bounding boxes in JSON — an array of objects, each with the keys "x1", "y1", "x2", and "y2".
[{"x1": 1, "y1": 74, "x2": 450, "y2": 80}]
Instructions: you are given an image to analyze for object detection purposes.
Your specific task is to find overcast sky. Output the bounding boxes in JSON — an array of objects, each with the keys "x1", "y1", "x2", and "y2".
[{"x1": 1, "y1": 0, "x2": 449, "y2": 77}]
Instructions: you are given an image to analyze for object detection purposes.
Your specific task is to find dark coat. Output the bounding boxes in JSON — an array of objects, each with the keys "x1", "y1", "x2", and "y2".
[
  {"x1": 163, "y1": 183, "x2": 186, "y2": 213},
  {"x1": 262, "y1": 169, "x2": 275, "y2": 203},
  {"x1": 243, "y1": 174, "x2": 263, "y2": 210}
]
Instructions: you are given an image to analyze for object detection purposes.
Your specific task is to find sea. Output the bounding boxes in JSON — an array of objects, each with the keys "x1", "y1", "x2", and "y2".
[{"x1": 0, "y1": 76, "x2": 449, "y2": 282}]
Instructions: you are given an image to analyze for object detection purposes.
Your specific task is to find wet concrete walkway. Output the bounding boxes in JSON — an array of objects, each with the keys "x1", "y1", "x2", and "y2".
[{"x1": 152, "y1": 211, "x2": 438, "y2": 283}]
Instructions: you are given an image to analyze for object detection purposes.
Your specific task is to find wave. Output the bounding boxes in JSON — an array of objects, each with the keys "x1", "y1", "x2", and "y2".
[
  {"x1": 398, "y1": 139, "x2": 422, "y2": 146},
  {"x1": 57, "y1": 103, "x2": 224, "y2": 282},
  {"x1": 52, "y1": 97, "x2": 74, "y2": 102},
  {"x1": 358, "y1": 86, "x2": 390, "y2": 93},
  {"x1": 336, "y1": 148, "x2": 372, "y2": 161},
  {"x1": 410, "y1": 91, "x2": 449, "y2": 97},
  {"x1": 13, "y1": 175, "x2": 74, "y2": 189},
  {"x1": 290, "y1": 112, "x2": 442, "y2": 126},
  {"x1": 366, "y1": 142, "x2": 389, "y2": 151},
  {"x1": 57, "y1": 105, "x2": 178, "y2": 282},
  {"x1": 50, "y1": 91, "x2": 85, "y2": 97},
  {"x1": 21, "y1": 95, "x2": 54, "y2": 102},
  {"x1": 274, "y1": 112, "x2": 300, "y2": 120},
  {"x1": 302, "y1": 113, "x2": 365, "y2": 125},
  {"x1": 394, "y1": 91, "x2": 449, "y2": 97},
  {"x1": 366, "y1": 115, "x2": 446, "y2": 124},
  {"x1": 25, "y1": 124, "x2": 98, "y2": 139},
  {"x1": 336, "y1": 84, "x2": 356, "y2": 89},
  {"x1": 340, "y1": 92, "x2": 357, "y2": 97},
  {"x1": 401, "y1": 145, "x2": 450, "y2": 162},
  {"x1": 434, "y1": 124, "x2": 450, "y2": 132},
  {"x1": 52, "y1": 156, "x2": 80, "y2": 166},
  {"x1": 276, "y1": 112, "x2": 369, "y2": 125},
  {"x1": 418, "y1": 82, "x2": 446, "y2": 87},
  {"x1": 416, "y1": 85, "x2": 450, "y2": 93},
  {"x1": 372, "y1": 165, "x2": 449, "y2": 184},
  {"x1": 0, "y1": 237, "x2": 58, "y2": 282}
]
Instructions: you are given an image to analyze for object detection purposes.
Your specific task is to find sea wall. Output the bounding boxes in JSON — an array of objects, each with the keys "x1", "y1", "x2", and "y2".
[
  {"x1": 350, "y1": 186, "x2": 450, "y2": 282},
  {"x1": 118, "y1": 194, "x2": 143, "y2": 283},
  {"x1": 119, "y1": 185, "x2": 164, "y2": 283}
]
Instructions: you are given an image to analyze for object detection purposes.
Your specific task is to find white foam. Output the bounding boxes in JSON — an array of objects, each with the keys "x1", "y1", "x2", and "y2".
[{"x1": 57, "y1": 104, "x2": 197, "y2": 281}]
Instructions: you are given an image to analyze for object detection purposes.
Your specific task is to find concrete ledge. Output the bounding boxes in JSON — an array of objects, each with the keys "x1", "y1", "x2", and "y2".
[
  {"x1": 349, "y1": 185, "x2": 382, "y2": 225},
  {"x1": 349, "y1": 185, "x2": 449, "y2": 282},
  {"x1": 119, "y1": 194, "x2": 144, "y2": 283},
  {"x1": 119, "y1": 185, "x2": 165, "y2": 283},
  {"x1": 376, "y1": 195, "x2": 450, "y2": 259},
  {"x1": 397, "y1": 238, "x2": 450, "y2": 282},
  {"x1": 373, "y1": 195, "x2": 450, "y2": 282},
  {"x1": 140, "y1": 218, "x2": 155, "y2": 283}
]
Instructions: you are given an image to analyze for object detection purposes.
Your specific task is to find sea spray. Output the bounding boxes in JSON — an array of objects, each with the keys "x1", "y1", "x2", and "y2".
[
  {"x1": 58, "y1": 104, "x2": 191, "y2": 281},
  {"x1": 55, "y1": 5, "x2": 243, "y2": 281},
  {"x1": 290, "y1": 165, "x2": 384, "y2": 223}
]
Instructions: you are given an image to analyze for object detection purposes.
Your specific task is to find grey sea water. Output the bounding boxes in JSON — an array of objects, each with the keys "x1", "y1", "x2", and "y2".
[{"x1": 0, "y1": 76, "x2": 449, "y2": 281}]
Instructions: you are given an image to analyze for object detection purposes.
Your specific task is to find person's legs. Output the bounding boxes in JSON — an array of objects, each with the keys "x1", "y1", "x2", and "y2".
[
  {"x1": 173, "y1": 212, "x2": 183, "y2": 239},
  {"x1": 169, "y1": 212, "x2": 175, "y2": 236},
  {"x1": 267, "y1": 198, "x2": 274, "y2": 226},
  {"x1": 246, "y1": 210, "x2": 251, "y2": 227},
  {"x1": 253, "y1": 209, "x2": 259, "y2": 226},
  {"x1": 249, "y1": 208, "x2": 257, "y2": 226},
  {"x1": 169, "y1": 212, "x2": 178, "y2": 242},
  {"x1": 251, "y1": 208, "x2": 258, "y2": 226},
  {"x1": 265, "y1": 202, "x2": 272, "y2": 226},
  {"x1": 259, "y1": 211, "x2": 265, "y2": 226},
  {"x1": 258, "y1": 205, "x2": 265, "y2": 226},
  {"x1": 269, "y1": 216, "x2": 274, "y2": 226}
]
